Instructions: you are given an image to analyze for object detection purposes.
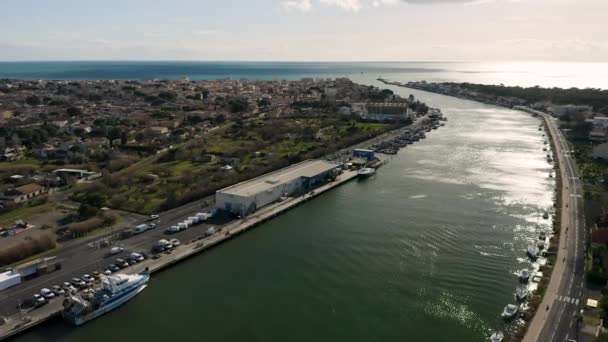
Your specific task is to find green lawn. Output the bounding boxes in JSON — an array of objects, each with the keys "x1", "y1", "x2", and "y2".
[{"x1": 0, "y1": 158, "x2": 41, "y2": 172}]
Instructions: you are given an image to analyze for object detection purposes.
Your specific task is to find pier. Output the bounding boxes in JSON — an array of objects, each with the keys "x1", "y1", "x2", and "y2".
[{"x1": 0, "y1": 170, "x2": 360, "y2": 340}]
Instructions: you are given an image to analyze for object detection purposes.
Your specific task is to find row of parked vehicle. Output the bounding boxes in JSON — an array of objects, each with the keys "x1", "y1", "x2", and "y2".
[
  {"x1": 165, "y1": 212, "x2": 213, "y2": 234},
  {"x1": 31, "y1": 251, "x2": 147, "y2": 308}
]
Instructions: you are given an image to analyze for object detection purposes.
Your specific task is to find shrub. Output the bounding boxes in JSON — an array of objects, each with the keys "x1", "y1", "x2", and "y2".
[{"x1": 0, "y1": 232, "x2": 56, "y2": 267}]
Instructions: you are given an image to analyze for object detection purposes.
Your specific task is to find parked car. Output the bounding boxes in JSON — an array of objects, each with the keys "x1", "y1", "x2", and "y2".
[
  {"x1": 169, "y1": 238, "x2": 181, "y2": 247},
  {"x1": 40, "y1": 288, "x2": 55, "y2": 299},
  {"x1": 149, "y1": 214, "x2": 160, "y2": 220},
  {"x1": 116, "y1": 259, "x2": 129, "y2": 268},
  {"x1": 148, "y1": 223, "x2": 157, "y2": 229},
  {"x1": 82, "y1": 274, "x2": 95, "y2": 283},
  {"x1": 129, "y1": 252, "x2": 144, "y2": 262},
  {"x1": 92, "y1": 271, "x2": 101, "y2": 279},
  {"x1": 108, "y1": 264, "x2": 120, "y2": 272},
  {"x1": 51, "y1": 285, "x2": 65, "y2": 295},
  {"x1": 109, "y1": 246, "x2": 124, "y2": 255},
  {"x1": 166, "y1": 226, "x2": 180, "y2": 234},
  {"x1": 33, "y1": 294, "x2": 47, "y2": 307},
  {"x1": 71, "y1": 277, "x2": 87, "y2": 288},
  {"x1": 103, "y1": 269, "x2": 112, "y2": 276}
]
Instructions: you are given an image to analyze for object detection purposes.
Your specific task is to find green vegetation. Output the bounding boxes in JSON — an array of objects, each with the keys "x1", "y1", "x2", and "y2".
[
  {"x1": 73, "y1": 115, "x2": 400, "y2": 214},
  {"x1": 452, "y1": 83, "x2": 608, "y2": 114},
  {"x1": 0, "y1": 231, "x2": 56, "y2": 267},
  {"x1": 0, "y1": 200, "x2": 55, "y2": 226}
]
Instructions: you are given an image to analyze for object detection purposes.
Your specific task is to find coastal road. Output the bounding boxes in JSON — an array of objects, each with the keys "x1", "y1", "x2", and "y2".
[{"x1": 522, "y1": 109, "x2": 586, "y2": 342}]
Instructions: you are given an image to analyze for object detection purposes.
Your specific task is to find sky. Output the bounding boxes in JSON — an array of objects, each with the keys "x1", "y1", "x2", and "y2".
[{"x1": 0, "y1": 0, "x2": 607, "y2": 62}]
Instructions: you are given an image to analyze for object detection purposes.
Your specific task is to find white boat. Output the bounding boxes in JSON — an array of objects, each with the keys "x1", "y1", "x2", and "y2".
[
  {"x1": 490, "y1": 331, "x2": 504, "y2": 342},
  {"x1": 515, "y1": 287, "x2": 529, "y2": 301},
  {"x1": 357, "y1": 168, "x2": 375, "y2": 178},
  {"x1": 527, "y1": 245, "x2": 540, "y2": 260},
  {"x1": 63, "y1": 271, "x2": 150, "y2": 326},
  {"x1": 502, "y1": 304, "x2": 519, "y2": 320}
]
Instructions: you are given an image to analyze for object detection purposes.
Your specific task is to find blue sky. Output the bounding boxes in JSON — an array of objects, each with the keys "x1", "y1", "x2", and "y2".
[{"x1": 1, "y1": 0, "x2": 606, "y2": 61}]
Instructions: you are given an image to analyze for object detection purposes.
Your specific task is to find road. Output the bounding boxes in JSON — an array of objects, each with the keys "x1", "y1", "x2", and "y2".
[
  {"x1": 522, "y1": 109, "x2": 586, "y2": 342},
  {"x1": 0, "y1": 196, "x2": 220, "y2": 317}
]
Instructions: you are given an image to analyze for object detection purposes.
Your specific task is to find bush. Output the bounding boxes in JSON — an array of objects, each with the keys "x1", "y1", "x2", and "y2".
[{"x1": 0, "y1": 232, "x2": 56, "y2": 267}]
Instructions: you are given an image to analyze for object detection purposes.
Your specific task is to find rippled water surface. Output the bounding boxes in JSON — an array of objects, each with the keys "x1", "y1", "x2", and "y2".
[{"x1": 15, "y1": 79, "x2": 555, "y2": 342}]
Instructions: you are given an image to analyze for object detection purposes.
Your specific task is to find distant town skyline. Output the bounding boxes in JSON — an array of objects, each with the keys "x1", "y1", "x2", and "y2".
[{"x1": 1, "y1": 0, "x2": 606, "y2": 62}]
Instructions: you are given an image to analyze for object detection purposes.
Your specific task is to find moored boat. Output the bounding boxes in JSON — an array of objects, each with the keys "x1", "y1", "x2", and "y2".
[
  {"x1": 357, "y1": 168, "x2": 376, "y2": 178},
  {"x1": 519, "y1": 269, "x2": 530, "y2": 283},
  {"x1": 502, "y1": 304, "x2": 519, "y2": 320},
  {"x1": 63, "y1": 270, "x2": 150, "y2": 326},
  {"x1": 515, "y1": 286, "x2": 529, "y2": 302},
  {"x1": 527, "y1": 245, "x2": 540, "y2": 260},
  {"x1": 490, "y1": 331, "x2": 504, "y2": 342}
]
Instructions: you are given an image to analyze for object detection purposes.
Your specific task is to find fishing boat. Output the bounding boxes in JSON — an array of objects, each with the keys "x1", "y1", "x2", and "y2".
[{"x1": 63, "y1": 270, "x2": 150, "y2": 326}]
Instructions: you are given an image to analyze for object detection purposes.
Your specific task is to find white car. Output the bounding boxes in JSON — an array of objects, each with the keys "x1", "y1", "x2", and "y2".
[
  {"x1": 33, "y1": 294, "x2": 47, "y2": 307},
  {"x1": 166, "y1": 225, "x2": 180, "y2": 234},
  {"x1": 40, "y1": 288, "x2": 55, "y2": 299},
  {"x1": 150, "y1": 214, "x2": 160, "y2": 220},
  {"x1": 51, "y1": 285, "x2": 65, "y2": 295},
  {"x1": 169, "y1": 238, "x2": 180, "y2": 247},
  {"x1": 103, "y1": 269, "x2": 112, "y2": 276},
  {"x1": 109, "y1": 246, "x2": 124, "y2": 255},
  {"x1": 129, "y1": 252, "x2": 144, "y2": 262},
  {"x1": 82, "y1": 274, "x2": 95, "y2": 283}
]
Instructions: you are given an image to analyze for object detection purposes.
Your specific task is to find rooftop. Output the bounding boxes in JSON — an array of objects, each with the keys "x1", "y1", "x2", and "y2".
[{"x1": 218, "y1": 160, "x2": 337, "y2": 197}]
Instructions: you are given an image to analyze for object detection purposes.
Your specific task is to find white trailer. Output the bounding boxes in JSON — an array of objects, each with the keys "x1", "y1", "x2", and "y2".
[
  {"x1": 0, "y1": 270, "x2": 21, "y2": 291},
  {"x1": 177, "y1": 222, "x2": 188, "y2": 231},
  {"x1": 188, "y1": 216, "x2": 200, "y2": 225}
]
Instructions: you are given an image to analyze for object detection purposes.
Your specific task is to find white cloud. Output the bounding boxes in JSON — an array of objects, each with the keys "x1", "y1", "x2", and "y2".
[
  {"x1": 319, "y1": 0, "x2": 364, "y2": 11},
  {"x1": 281, "y1": 0, "x2": 313, "y2": 12}
]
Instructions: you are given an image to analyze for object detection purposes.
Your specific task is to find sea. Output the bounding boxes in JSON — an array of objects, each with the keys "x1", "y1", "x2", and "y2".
[{"x1": 7, "y1": 61, "x2": 598, "y2": 342}]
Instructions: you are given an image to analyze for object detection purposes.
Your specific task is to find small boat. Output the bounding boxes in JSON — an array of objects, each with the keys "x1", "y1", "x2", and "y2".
[
  {"x1": 357, "y1": 168, "x2": 376, "y2": 178},
  {"x1": 537, "y1": 241, "x2": 546, "y2": 250},
  {"x1": 539, "y1": 231, "x2": 547, "y2": 240},
  {"x1": 527, "y1": 245, "x2": 540, "y2": 260},
  {"x1": 542, "y1": 212, "x2": 549, "y2": 219},
  {"x1": 502, "y1": 304, "x2": 519, "y2": 320},
  {"x1": 490, "y1": 331, "x2": 504, "y2": 342},
  {"x1": 515, "y1": 287, "x2": 529, "y2": 301},
  {"x1": 519, "y1": 269, "x2": 530, "y2": 282}
]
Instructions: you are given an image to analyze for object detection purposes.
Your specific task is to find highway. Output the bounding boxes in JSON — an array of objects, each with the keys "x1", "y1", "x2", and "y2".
[{"x1": 522, "y1": 109, "x2": 586, "y2": 342}]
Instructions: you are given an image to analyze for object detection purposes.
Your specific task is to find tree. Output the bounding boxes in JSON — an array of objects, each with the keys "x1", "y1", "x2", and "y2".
[
  {"x1": 228, "y1": 97, "x2": 249, "y2": 113},
  {"x1": 67, "y1": 106, "x2": 82, "y2": 116},
  {"x1": 25, "y1": 95, "x2": 41, "y2": 106},
  {"x1": 78, "y1": 204, "x2": 98, "y2": 219},
  {"x1": 120, "y1": 131, "x2": 128, "y2": 145},
  {"x1": 106, "y1": 126, "x2": 122, "y2": 148}
]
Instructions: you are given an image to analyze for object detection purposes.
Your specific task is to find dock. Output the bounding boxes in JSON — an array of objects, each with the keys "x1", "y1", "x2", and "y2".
[{"x1": 0, "y1": 170, "x2": 359, "y2": 340}]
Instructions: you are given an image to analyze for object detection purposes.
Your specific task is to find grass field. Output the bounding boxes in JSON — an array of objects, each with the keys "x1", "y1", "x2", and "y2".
[{"x1": 0, "y1": 202, "x2": 56, "y2": 226}]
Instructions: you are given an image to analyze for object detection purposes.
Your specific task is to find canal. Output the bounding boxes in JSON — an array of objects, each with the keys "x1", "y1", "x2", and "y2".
[{"x1": 15, "y1": 81, "x2": 554, "y2": 342}]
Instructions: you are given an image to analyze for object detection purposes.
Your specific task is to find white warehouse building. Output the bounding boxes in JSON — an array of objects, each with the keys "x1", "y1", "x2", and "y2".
[{"x1": 215, "y1": 160, "x2": 338, "y2": 216}]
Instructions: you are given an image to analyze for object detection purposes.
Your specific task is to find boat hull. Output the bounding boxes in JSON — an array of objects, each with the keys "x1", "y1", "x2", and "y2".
[{"x1": 66, "y1": 282, "x2": 148, "y2": 326}]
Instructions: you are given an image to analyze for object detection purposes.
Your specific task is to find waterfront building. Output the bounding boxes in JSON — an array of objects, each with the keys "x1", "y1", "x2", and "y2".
[
  {"x1": 215, "y1": 160, "x2": 338, "y2": 216},
  {"x1": 352, "y1": 149, "x2": 375, "y2": 161},
  {"x1": 364, "y1": 103, "x2": 412, "y2": 122}
]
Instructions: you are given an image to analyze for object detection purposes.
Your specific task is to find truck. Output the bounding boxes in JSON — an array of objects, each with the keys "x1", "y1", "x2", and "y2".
[{"x1": 133, "y1": 224, "x2": 150, "y2": 234}]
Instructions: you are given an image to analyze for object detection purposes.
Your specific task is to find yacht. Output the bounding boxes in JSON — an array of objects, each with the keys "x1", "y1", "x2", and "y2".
[
  {"x1": 357, "y1": 168, "x2": 376, "y2": 178},
  {"x1": 519, "y1": 269, "x2": 530, "y2": 283},
  {"x1": 527, "y1": 245, "x2": 540, "y2": 260}
]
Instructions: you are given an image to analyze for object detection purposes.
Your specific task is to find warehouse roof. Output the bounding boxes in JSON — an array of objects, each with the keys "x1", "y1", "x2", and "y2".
[{"x1": 218, "y1": 160, "x2": 337, "y2": 197}]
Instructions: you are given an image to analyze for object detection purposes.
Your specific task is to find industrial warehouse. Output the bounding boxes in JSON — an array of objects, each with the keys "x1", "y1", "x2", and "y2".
[{"x1": 215, "y1": 160, "x2": 340, "y2": 216}]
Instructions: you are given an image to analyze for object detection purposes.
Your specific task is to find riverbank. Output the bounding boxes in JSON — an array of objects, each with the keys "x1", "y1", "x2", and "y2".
[{"x1": 379, "y1": 77, "x2": 583, "y2": 342}]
